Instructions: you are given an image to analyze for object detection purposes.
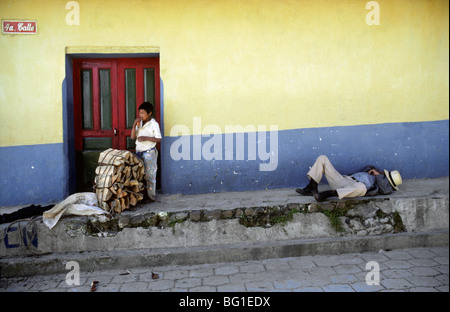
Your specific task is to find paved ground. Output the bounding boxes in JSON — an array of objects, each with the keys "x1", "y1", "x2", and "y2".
[{"x1": 1, "y1": 246, "x2": 448, "y2": 292}]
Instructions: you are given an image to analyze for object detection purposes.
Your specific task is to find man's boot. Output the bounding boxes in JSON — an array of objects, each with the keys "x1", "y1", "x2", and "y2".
[
  {"x1": 314, "y1": 190, "x2": 338, "y2": 202},
  {"x1": 296, "y1": 179, "x2": 318, "y2": 196}
]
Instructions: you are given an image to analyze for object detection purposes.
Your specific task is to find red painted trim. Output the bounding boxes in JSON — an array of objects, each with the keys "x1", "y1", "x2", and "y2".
[
  {"x1": 73, "y1": 59, "x2": 82, "y2": 151},
  {"x1": 110, "y1": 60, "x2": 119, "y2": 149}
]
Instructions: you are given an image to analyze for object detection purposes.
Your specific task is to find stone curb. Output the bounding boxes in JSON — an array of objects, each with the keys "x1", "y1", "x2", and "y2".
[{"x1": 1, "y1": 229, "x2": 448, "y2": 278}]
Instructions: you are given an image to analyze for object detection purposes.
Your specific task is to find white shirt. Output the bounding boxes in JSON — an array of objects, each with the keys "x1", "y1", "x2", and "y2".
[{"x1": 135, "y1": 118, "x2": 162, "y2": 152}]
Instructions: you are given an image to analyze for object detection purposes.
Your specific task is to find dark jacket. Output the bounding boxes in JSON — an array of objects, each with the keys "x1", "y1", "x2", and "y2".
[{"x1": 361, "y1": 165, "x2": 395, "y2": 196}]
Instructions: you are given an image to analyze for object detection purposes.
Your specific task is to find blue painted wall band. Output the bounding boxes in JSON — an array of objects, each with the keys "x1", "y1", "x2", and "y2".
[
  {"x1": 161, "y1": 119, "x2": 449, "y2": 194},
  {"x1": 1, "y1": 120, "x2": 448, "y2": 206},
  {"x1": 0, "y1": 143, "x2": 68, "y2": 206}
]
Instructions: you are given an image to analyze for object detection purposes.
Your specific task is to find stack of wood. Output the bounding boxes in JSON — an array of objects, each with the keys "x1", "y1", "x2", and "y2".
[{"x1": 94, "y1": 148, "x2": 146, "y2": 213}]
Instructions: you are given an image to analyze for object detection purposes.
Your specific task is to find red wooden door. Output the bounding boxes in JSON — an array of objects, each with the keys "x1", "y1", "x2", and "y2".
[
  {"x1": 117, "y1": 58, "x2": 161, "y2": 151},
  {"x1": 73, "y1": 59, "x2": 119, "y2": 152},
  {"x1": 73, "y1": 57, "x2": 160, "y2": 191}
]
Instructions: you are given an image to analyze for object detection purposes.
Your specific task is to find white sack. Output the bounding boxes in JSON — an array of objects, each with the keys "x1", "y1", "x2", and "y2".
[{"x1": 43, "y1": 192, "x2": 108, "y2": 229}]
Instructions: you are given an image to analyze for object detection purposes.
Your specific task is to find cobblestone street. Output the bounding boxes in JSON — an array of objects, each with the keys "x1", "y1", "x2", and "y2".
[{"x1": 1, "y1": 246, "x2": 448, "y2": 292}]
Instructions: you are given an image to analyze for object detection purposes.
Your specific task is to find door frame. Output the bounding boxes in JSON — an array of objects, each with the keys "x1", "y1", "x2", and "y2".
[{"x1": 63, "y1": 51, "x2": 162, "y2": 195}]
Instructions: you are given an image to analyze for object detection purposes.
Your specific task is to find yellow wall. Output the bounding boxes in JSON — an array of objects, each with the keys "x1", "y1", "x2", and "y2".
[{"x1": 0, "y1": 0, "x2": 448, "y2": 146}]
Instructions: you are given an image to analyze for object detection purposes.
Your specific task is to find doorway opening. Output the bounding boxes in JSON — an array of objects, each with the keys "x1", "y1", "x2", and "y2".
[{"x1": 71, "y1": 57, "x2": 161, "y2": 192}]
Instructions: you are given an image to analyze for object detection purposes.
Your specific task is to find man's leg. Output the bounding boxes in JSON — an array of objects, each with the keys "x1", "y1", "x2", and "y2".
[
  {"x1": 334, "y1": 180, "x2": 367, "y2": 199},
  {"x1": 306, "y1": 155, "x2": 341, "y2": 201},
  {"x1": 302, "y1": 155, "x2": 366, "y2": 201},
  {"x1": 314, "y1": 180, "x2": 366, "y2": 202},
  {"x1": 314, "y1": 190, "x2": 338, "y2": 202},
  {"x1": 295, "y1": 179, "x2": 318, "y2": 195},
  {"x1": 295, "y1": 155, "x2": 323, "y2": 195},
  {"x1": 307, "y1": 155, "x2": 348, "y2": 189},
  {"x1": 297, "y1": 155, "x2": 338, "y2": 196}
]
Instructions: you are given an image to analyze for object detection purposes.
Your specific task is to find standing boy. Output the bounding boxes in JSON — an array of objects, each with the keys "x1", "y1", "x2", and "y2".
[{"x1": 131, "y1": 102, "x2": 162, "y2": 202}]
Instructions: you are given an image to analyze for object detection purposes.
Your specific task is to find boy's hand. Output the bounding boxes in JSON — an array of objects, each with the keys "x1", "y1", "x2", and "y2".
[{"x1": 134, "y1": 118, "x2": 142, "y2": 127}]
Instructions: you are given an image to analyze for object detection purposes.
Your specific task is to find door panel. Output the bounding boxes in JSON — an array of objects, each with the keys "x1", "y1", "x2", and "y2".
[
  {"x1": 80, "y1": 69, "x2": 93, "y2": 129},
  {"x1": 98, "y1": 69, "x2": 112, "y2": 130},
  {"x1": 73, "y1": 59, "x2": 119, "y2": 152},
  {"x1": 117, "y1": 58, "x2": 160, "y2": 152},
  {"x1": 73, "y1": 57, "x2": 160, "y2": 191},
  {"x1": 124, "y1": 68, "x2": 136, "y2": 129}
]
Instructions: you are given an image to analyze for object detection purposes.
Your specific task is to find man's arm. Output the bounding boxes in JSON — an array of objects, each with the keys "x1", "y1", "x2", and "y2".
[{"x1": 375, "y1": 174, "x2": 394, "y2": 195}]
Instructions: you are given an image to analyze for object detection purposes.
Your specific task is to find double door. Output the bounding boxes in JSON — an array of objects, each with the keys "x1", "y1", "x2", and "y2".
[{"x1": 73, "y1": 58, "x2": 160, "y2": 191}]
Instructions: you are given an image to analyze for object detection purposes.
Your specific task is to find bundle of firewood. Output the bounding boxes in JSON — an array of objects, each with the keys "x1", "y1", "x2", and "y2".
[{"x1": 94, "y1": 148, "x2": 145, "y2": 213}]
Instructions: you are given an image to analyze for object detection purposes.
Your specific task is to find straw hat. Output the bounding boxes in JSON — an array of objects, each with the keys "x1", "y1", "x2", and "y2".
[{"x1": 384, "y1": 170, "x2": 402, "y2": 191}]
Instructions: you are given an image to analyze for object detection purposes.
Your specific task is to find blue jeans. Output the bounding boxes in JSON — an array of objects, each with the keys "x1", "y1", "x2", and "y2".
[{"x1": 136, "y1": 149, "x2": 158, "y2": 200}]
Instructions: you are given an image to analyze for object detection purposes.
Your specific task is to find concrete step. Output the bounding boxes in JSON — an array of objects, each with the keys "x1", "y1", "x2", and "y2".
[
  {"x1": 0, "y1": 177, "x2": 448, "y2": 277},
  {"x1": 1, "y1": 230, "x2": 448, "y2": 278}
]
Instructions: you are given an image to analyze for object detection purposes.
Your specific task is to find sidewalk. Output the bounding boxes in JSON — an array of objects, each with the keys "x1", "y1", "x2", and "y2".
[
  {"x1": 2, "y1": 176, "x2": 447, "y2": 215},
  {"x1": 1, "y1": 246, "x2": 448, "y2": 292},
  {"x1": 130, "y1": 176, "x2": 450, "y2": 214}
]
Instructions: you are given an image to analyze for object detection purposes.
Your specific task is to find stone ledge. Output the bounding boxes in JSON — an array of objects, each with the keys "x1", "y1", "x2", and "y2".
[
  {"x1": 0, "y1": 195, "x2": 447, "y2": 258},
  {"x1": 1, "y1": 177, "x2": 448, "y2": 258}
]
